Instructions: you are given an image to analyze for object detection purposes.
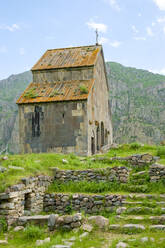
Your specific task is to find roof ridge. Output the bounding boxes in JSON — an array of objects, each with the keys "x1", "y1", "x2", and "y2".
[{"x1": 47, "y1": 44, "x2": 101, "y2": 51}]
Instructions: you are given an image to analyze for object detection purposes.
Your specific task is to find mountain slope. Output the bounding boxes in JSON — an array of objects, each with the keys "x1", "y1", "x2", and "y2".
[
  {"x1": 107, "y1": 62, "x2": 165, "y2": 144},
  {"x1": 0, "y1": 63, "x2": 165, "y2": 153}
]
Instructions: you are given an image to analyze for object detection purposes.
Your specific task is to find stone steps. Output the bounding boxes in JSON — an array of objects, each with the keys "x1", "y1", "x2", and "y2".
[
  {"x1": 127, "y1": 193, "x2": 165, "y2": 200},
  {"x1": 123, "y1": 206, "x2": 165, "y2": 215},
  {"x1": 123, "y1": 200, "x2": 165, "y2": 207},
  {"x1": 115, "y1": 215, "x2": 165, "y2": 224},
  {"x1": 109, "y1": 223, "x2": 165, "y2": 233}
]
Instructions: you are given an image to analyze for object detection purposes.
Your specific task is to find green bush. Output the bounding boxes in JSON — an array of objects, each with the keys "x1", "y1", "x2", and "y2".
[
  {"x1": 24, "y1": 225, "x2": 44, "y2": 240},
  {"x1": 157, "y1": 147, "x2": 165, "y2": 157},
  {"x1": 129, "y1": 142, "x2": 141, "y2": 150},
  {"x1": 0, "y1": 217, "x2": 7, "y2": 233},
  {"x1": 79, "y1": 84, "x2": 88, "y2": 94}
]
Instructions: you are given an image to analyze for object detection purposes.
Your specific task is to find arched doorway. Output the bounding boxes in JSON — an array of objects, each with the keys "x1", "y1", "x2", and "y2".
[{"x1": 101, "y1": 122, "x2": 104, "y2": 147}]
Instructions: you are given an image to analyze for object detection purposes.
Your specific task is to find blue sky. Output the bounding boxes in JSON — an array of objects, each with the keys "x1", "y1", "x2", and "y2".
[{"x1": 0, "y1": 0, "x2": 165, "y2": 79}]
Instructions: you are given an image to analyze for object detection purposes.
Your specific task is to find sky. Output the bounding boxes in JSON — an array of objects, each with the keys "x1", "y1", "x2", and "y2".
[{"x1": 0, "y1": 0, "x2": 165, "y2": 79}]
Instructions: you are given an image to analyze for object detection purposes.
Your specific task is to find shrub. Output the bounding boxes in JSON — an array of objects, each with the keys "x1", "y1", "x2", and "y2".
[
  {"x1": 0, "y1": 217, "x2": 7, "y2": 233},
  {"x1": 24, "y1": 225, "x2": 44, "y2": 240},
  {"x1": 79, "y1": 84, "x2": 88, "y2": 94},
  {"x1": 156, "y1": 147, "x2": 165, "y2": 157},
  {"x1": 129, "y1": 143, "x2": 141, "y2": 150}
]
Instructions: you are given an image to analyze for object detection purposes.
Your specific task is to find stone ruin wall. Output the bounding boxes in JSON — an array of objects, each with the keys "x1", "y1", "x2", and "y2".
[
  {"x1": 0, "y1": 175, "x2": 52, "y2": 226},
  {"x1": 0, "y1": 155, "x2": 164, "y2": 228}
]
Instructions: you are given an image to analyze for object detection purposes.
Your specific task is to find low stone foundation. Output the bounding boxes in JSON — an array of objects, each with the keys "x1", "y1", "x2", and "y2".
[
  {"x1": 0, "y1": 176, "x2": 52, "y2": 226},
  {"x1": 43, "y1": 193, "x2": 125, "y2": 214},
  {"x1": 149, "y1": 164, "x2": 165, "y2": 182},
  {"x1": 17, "y1": 213, "x2": 82, "y2": 231},
  {"x1": 53, "y1": 166, "x2": 130, "y2": 183}
]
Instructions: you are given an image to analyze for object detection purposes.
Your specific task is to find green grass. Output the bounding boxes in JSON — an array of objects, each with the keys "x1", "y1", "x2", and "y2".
[
  {"x1": 0, "y1": 143, "x2": 164, "y2": 193},
  {"x1": 48, "y1": 179, "x2": 165, "y2": 194},
  {"x1": 1, "y1": 226, "x2": 106, "y2": 248}
]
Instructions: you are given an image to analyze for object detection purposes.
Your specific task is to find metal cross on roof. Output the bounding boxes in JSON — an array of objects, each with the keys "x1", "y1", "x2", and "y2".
[{"x1": 95, "y1": 29, "x2": 99, "y2": 45}]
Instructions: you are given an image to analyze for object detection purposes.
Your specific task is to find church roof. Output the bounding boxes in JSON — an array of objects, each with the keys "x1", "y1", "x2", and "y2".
[
  {"x1": 16, "y1": 79, "x2": 94, "y2": 104},
  {"x1": 31, "y1": 45, "x2": 101, "y2": 71}
]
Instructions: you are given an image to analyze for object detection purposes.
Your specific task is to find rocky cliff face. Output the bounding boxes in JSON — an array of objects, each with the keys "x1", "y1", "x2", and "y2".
[
  {"x1": 0, "y1": 62, "x2": 165, "y2": 153},
  {"x1": 107, "y1": 62, "x2": 165, "y2": 145},
  {"x1": 0, "y1": 71, "x2": 32, "y2": 153}
]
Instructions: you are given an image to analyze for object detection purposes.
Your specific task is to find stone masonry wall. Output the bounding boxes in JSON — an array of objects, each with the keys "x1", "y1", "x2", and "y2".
[
  {"x1": 53, "y1": 166, "x2": 130, "y2": 183},
  {"x1": 149, "y1": 164, "x2": 165, "y2": 182},
  {"x1": 0, "y1": 175, "x2": 52, "y2": 226},
  {"x1": 44, "y1": 193, "x2": 125, "y2": 214}
]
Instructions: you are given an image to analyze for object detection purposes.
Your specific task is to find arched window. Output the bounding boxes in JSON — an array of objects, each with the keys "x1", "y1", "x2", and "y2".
[
  {"x1": 96, "y1": 125, "x2": 100, "y2": 151},
  {"x1": 101, "y1": 122, "x2": 104, "y2": 147}
]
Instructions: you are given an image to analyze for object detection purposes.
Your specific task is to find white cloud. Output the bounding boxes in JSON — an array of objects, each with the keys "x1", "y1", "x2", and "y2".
[
  {"x1": 0, "y1": 45, "x2": 7, "y2": 53},
  {"x1": 146, "y1": 27, "x2": 154, "y2": 36},
  {"x1": 86, "y1": 20, "x2": 107, "y2": 33},
  {"x1": 99, "y1": 37, "x2": 109, "y2": 44},
  {"x1": 153, "y1": 0, "x2": 165, "y2": 10},
  {"x1": 157, "y1": 16, "x2": 165, "y2": 22},
  {"x1": 131, "y1": 25, "x2": 139, "y2": 34},
  {"x1": 109, "y1": 41, "x2": 121, "y2": 48},
  {"x1": 104, "y1": 0, "x2": 121, "y2": 11},
  {"x1": 134, "y1": 36, "x2": 146, "y2": 41},
  {"x1": 152, "y1": 22, "x2": 156, "y2": 26},
  {"x1": 0, "y1": 23, "x2": 20, "y2": 32},
  {"x1": 150, "y1": 67, "x2": 165, "y2": 75},
  {"x1": 19, "y1": 48, "x2": 25, "y2": 56}
]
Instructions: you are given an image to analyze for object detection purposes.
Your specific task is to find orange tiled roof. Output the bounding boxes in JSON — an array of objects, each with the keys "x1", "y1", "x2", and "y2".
[
  {"x1": 16, "y1": 80, "x2": 94, "y2": 104},
  {"x1": 32, "y1": 45, "x2": 101, "y2": 71}
]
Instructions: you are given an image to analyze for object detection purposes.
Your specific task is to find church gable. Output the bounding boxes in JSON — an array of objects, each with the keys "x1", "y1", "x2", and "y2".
[{"x1": 32, "y1": 45, "x2": 101, "y2": 71}]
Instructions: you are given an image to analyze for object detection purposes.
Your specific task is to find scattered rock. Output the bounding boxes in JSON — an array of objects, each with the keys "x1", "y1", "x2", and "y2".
[
  {"x1": 0, "y1": 166, "x2": 7, "y2": 173},
  {"x1": 123, "y1": 224, "x2": 145, "y2": 231},
  {"x1": 150, "y1": 225, "x2": 165, "y2": 230},
  {"x1": 82, "y1": 224, "x2": 93, "y2": 232},
  {"x1": 8, "y1": 165, "x2": 24, "y2": 171},
  {"x1": 140, "y1": 237, "x2": 148, "y2": 242},
  {"x1": 48, "y1": 214, "x2": 59, "y2": 231},
  {"x1": 14, "y1": 226, "x2": 24, "y2": 232},
  {"x1": 62, "y1": 159, "x2": 68, "y2": 164},
  {"x1": 36, "y1": 237, "x2": 50, "y2": 246},
  {"x1": 116, "y1": 207, "x2": 126, "y2": 214},
  {"x1": 0, "y1": 240, "x2": 8, "y2": 245},
  {"x1": 109, "y1": 224, "x2": 120, "y2": 230},
  {"x1": 116, "y1": 241, "x2": 128, "y2": 248},
  {"x1": 80, "y1": 232, "x2": 89, "y2": 239},
  {"x1": 2, "y1": 156, "x2": 8, "y2": 160},
  {"x1": 88, "y1": 216, "x2": 109, "y2": 229}
]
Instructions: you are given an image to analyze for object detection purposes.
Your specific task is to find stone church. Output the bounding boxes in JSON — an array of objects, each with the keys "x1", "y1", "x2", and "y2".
[{"x1": 17, "y1": 45, "x2": 113, "y2": 156}]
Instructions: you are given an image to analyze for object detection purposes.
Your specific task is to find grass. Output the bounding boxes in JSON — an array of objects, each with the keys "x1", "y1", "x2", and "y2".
[
  {"x1": 0, "y1": 153, "x2": 127, "y2": 193},
  {"x1": 0, "y1": 226, "x2": 106, "y2": 248},
  {"x1": 0, "y1": 143, "x2": 164, "y2": 193},
  {"x1": 47, "y1": 178, "x2": 165, "y2": 194}
]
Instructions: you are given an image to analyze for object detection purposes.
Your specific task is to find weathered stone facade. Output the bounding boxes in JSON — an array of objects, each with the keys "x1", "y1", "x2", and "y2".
[{"x1": 17, "y1": 45, "x2": 113, "y2": 156}]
